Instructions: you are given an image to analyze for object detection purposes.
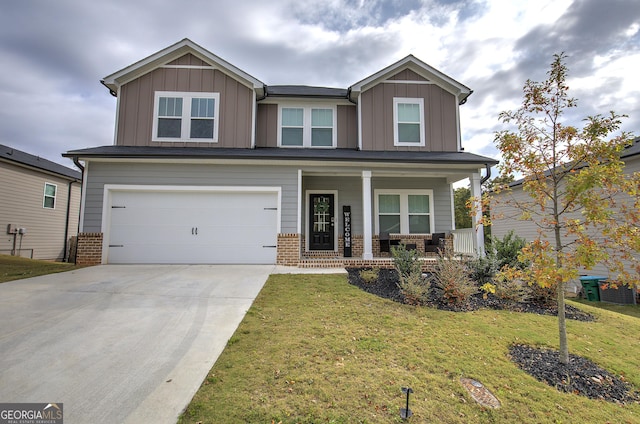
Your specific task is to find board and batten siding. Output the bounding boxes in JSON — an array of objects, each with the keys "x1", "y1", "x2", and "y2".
[
  {"x1": 255, "y1": 104, "x2": 357, "y2": 149},
  {"x1": 116, "y1": 53, "x2": 254, "y2": 148},
  {"x1": 360, "y1": 81, "x2": 458, "y2": 152},
  {"x1": 81, "y1": 162, "x2": 299, "y2": 234},
  {"x1": 0, "y1": 161, "x2": 80, "y2": 260}
]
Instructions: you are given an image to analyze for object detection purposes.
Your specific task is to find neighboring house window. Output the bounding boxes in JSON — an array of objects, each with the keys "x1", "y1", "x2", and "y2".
[
  {"x1": 43, "y1": 183, "x2": 57, "y2": 209},
  {"x1": 393, "y1": 97, "x2": 425, "y2": 146},
  {"x1": 152, "y1": 91, "x2": 219, "y2": 142},
  {"x1": 375, "y1": 190, "x2": 434, "y2": 234},
  {"x1": 278, "y1": 105, "x2": 336, "y2": 147}
]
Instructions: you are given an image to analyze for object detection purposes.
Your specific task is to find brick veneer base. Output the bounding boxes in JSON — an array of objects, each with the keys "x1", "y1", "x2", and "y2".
[
  {"x1": 76, "y1": 232, "x2": 103, "y2": 266},
  {"x1": 276, "y1": 233, "x2": 301, "y2": 266}
]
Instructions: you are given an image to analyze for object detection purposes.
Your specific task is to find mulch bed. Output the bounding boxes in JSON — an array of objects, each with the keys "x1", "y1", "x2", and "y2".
[
  {"x1": 346, "y1": 268, "x2": 593, "y2": 321},
  {"x1": 346, "y1": 267, "x2": 640, "y2": 404},
  {"x1": 510, "y1": 344, "x2": 639, "y2": 403}
]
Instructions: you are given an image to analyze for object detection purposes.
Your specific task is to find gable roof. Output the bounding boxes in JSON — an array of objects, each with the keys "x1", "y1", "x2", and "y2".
[
  {"x1": 1, "y1": 144, "x2": 81, "y2": 180},
  {"x1": 101, "y1": 38, "x2": 264, "y2": 96},
  {"x1": 349, "y1": 55, "x2": 472, "y2": 105}
]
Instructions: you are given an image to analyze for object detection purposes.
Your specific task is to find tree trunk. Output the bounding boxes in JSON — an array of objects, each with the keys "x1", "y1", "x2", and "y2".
[
  {"x1": 554, "y1": 221, "x2": 569, "y2": 364},
  {"x1": 557, "y1": 280, "x2": 569, "y2": 364}
]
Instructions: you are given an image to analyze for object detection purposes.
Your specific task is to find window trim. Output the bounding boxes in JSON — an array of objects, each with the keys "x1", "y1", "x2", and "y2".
[
  {"x1": 152, "y1": 91, "x2": 220, "y2": 142},
  {"x1": 43, "y1": 182, "x2": 57, "y2": 209},
  {"x1": 393, "y1": 97, "x2": 425, "y2": 147},
  {"x1": 374, "y1": 189, "x2": 434, "y2": 235},
  {"x1": 277, "y1": 104, "x2": 337, "y2": 148}
]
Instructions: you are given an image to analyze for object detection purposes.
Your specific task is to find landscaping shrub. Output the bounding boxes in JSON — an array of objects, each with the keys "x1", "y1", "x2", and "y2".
[
  {"x1": 358, "y1": 268, "x2": 380, "y2": 284},
  {"x1": 527, "y1": 282, "x2": 557, "y2": 307},
  {"x1": 492, "y1": 230, "x2": 529, "y2": 270},
  {"x1": 431, "y1": 247, "x2": 477, "y2": 305},
  {"x1": 391, "y1": 244, "x2": 430, "y2": 305},
  {"x1": 493, "y1": 274, "x2": 529, "y2": 303},
  {"x1": 469, "y1": 253, "x2": 499, "y2": 285}
]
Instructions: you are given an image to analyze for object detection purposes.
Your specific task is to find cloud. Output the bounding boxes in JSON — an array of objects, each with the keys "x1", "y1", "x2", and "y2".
[{"x1": 0, "y1": 0, "x2": 638, "y2": 169}]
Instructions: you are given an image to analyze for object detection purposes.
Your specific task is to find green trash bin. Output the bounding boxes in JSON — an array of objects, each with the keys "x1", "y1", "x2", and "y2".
[{"x1": 579, "y1": 276, "x2": 606, "y2": 301}]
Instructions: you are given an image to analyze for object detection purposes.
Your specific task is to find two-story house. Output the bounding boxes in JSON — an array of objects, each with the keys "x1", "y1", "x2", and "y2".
[{"x1": 64, "y1": 39, "x2": 497, "y2": 266}]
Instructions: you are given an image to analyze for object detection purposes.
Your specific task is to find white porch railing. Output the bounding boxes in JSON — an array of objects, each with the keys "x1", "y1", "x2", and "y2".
[{"x1": 452, "y1": 228, "x2": 477, "y2": 257}]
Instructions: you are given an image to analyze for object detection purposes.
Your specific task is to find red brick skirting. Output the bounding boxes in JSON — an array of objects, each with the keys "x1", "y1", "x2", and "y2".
[
  {"x1": 276, "y1": 233, "x2": 301, "y2": 266},
  {"x1": 76, "y1": 232, "x2": 103, "y2": 266}
]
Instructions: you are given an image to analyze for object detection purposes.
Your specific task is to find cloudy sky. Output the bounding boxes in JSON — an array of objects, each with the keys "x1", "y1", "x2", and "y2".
[{"x1": 1, "y1": 0, "x2": 639, "y2": 173}]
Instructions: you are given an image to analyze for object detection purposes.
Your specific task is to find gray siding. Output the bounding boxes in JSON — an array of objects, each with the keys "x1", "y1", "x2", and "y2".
[
  {"x1": 0, "y1": 161, "x2": 80, "y2": 260},
  {"x1": 117, "y1": 53, "x2": 254, "y2": 148},
  {"x1": 82, "y1": 162, "x2": 299, "y2": 234},
  {"x1": 360, "y1": 77, "x2": 458, "y2": 152}
]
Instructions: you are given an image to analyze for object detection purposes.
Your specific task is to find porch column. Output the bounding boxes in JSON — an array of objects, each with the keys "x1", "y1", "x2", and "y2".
[
  {"x1": 362, "y1": 170, "x2": 373, "y2": 259},
  {"x1": 470, "y1": 172, "x2": 485, "y2": 257}
]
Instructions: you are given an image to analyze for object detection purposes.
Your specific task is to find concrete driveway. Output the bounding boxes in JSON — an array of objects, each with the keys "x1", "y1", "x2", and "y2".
[{"x1": 0, "y1": 265, "x2": 273, "y2": 423}]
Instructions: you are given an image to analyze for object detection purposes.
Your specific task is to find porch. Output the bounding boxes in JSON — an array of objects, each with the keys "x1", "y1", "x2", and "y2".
[{"x1": 280, "y1": 229, "x2": 478, "y2": 270}]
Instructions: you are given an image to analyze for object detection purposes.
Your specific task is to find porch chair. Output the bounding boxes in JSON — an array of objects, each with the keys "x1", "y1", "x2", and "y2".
[
  {"x1": 379, "y1": 232, "x2": 390, "y2": 253},
  {"x1": 424, "y1": 232, "x2": 446, "y2": 254}
]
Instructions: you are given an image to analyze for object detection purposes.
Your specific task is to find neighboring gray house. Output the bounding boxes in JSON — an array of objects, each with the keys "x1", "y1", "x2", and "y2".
[
  {"x1": 1, "y1": 144, "x2": 81, "y2": 261},
  {"x1": 64, "y1": 38, "x2": 497, "y2": 266},
  {"x1": 491, "y1": 137, "x2": 640, "y2": 283}
]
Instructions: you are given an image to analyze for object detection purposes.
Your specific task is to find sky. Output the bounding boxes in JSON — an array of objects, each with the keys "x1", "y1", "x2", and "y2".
[{"x1": 1, "y1": 0, "x2": 639, "y2": 176}]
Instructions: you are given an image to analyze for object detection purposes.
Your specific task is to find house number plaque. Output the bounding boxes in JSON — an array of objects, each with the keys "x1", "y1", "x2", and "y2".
[{"x1": 343, "y1": 205, "x2": 352, "y2": 257}]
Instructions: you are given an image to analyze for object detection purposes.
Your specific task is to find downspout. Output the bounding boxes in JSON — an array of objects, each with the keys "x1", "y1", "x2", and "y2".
[
  {"x1": 63, "y1": 180, "x2": 78, "y2": 262},
  {"x1": 480, "y1": 163, "x2": 492, "y2": 185},
  {"x1": 257, "y1": 84, "x2": 268, "y2": 101},
  {"x1": 70, "y1": 156, "x2": 85, "y2": 263}
]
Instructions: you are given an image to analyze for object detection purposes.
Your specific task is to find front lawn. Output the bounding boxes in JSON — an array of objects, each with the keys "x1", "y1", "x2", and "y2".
[
  {"x1": 180, "y1": 273, "x2": 640, "y2": 423},
  {"x1": 0, "y1": 254, "x2": 81, "y2": 283}
]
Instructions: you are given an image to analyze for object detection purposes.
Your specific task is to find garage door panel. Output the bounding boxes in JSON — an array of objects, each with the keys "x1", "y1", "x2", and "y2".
[{"x1": 107, "y1": 189, "x2": 279, "y2": 264}]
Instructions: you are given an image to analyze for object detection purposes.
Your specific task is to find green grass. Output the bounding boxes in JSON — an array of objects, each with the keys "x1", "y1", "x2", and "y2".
[
  {"x1": 573, "y1": 298, "x2": 640, "y2": 319},
  {"x1": 0, "y1": 254, "x2": 81, "y2": 283},
  {"x1": 180, "y1": 274, "x2": 640, "y2": 423}
]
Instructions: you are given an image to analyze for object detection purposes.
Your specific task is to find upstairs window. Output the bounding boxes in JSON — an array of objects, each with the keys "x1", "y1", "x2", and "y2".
[
  {"x1": 278, "y1": 105, "x2": 336, "y2": 148},
  {"x1": 43, "y1": 183, "x2": 57, "y2": 209},
  {"x1": 153, "y1": 92, "x2": 219, "y2": 142},
  {"x1": 393, "y1": 97, "x2": 425, "y2": 146}
]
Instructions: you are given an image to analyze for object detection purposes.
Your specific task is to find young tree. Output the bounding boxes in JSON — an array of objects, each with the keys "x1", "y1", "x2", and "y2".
[{"x1": 492, "y1": 53, "x2": 637, "y2": 364}]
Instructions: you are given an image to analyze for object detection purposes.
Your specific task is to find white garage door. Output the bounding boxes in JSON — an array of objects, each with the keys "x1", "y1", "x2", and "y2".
[{"x1": 106, "y1": 188, "x2": 279, "y2": 264}]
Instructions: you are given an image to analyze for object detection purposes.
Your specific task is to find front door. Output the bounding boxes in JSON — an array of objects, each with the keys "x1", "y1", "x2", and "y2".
[{"x1": 309, "y1": 193, "x2": 334, "y2": 250}]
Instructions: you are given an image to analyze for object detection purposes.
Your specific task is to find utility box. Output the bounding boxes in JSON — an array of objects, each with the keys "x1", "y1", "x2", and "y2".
[{"x1": 7, "y1": 224, "x2": 17, "y2": 234}]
